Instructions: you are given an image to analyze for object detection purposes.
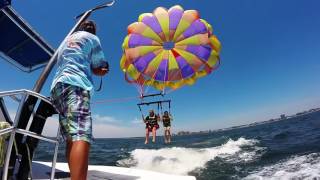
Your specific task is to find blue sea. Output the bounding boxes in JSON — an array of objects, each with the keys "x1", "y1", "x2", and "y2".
[{"x1": 35, "y1": 110, "x2": 320, "y2": 179}]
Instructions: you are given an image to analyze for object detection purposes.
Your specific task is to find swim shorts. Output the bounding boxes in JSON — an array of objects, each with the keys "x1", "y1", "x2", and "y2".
[
  {"x1": 51, "y1": 82, "x2": 92, "y2": 143},
  {"x1": 146, "y1": 124, "x2": 159, "y2": 132}
]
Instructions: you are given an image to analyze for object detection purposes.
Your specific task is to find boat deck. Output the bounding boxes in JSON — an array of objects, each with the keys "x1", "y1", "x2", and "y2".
[{"x1": 32, "y1": 161, "x2": 196, "y2": 180}]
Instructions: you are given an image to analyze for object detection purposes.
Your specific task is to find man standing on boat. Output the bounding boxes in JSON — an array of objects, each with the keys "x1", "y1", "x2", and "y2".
[{"x1": 50, "y1": 20, "x2": 109, "y2": 180}]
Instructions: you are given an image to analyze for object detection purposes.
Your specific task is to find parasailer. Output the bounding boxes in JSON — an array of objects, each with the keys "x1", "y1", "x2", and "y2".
[
  {"x1": 162, "y1": 111, "x2": 173, "y2": 144},
  {"x1": 143, "y1": 109, "x2": 160, "y2": 144},
  {"x1": 120, "y1": 5, "x2": 221, "y2": 143}
]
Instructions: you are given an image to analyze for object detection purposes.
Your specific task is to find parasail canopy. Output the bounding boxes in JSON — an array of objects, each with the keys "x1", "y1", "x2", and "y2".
[{"x1": 120, "y1": 5, "x2": 221, "y2": 92}]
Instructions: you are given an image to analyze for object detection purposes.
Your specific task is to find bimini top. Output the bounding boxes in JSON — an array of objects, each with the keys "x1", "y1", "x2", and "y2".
[{"x1": 0, "y1": 2, "x2": 55, "y2": 72}]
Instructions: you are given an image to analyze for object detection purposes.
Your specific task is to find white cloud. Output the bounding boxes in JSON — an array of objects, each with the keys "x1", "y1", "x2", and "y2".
[
  {"x1": 92, "y1": 123, "x2": 143, "y2": 138},
  {"x1": 131, "y1": 117, "x2": 143, "y2": 124},
  {"x1": 92, "y1": 114, "x2": 118, "y2": 124},
  {"x1": 41, "y1": 114, "x2": 145, "y2": 138}
]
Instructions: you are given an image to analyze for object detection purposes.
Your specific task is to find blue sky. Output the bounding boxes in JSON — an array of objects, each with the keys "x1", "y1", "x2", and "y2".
[{"x1": 1, "y1": 0, "x2": 320, "y2": 137}]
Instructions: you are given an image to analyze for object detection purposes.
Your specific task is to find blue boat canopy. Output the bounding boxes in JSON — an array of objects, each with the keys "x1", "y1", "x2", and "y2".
[
  {"x1": 0, "y1": 3, "x2": 54, "y2": 72},
  {"x1": 0, "y1": 0, "x2": 10, "y2": 9}
]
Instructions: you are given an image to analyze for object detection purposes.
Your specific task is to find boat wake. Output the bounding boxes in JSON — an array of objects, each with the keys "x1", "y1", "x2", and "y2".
[
  {"x1": 118, "y1": 137, "x2": 261, "y2": 175},
  {"x1": 244, "y1": 153, "x2": 320, "y2": 179}
]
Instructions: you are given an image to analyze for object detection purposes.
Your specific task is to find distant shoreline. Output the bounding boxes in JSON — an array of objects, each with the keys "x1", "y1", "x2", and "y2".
[
  {"x1": 87, "y1": 108, "x2": 320, "y2": 139},
  {"x1": 174, "y1": 107, "x2": 320, "y2": 136}
]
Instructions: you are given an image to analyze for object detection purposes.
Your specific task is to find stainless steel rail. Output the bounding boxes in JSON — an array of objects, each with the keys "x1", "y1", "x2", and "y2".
[{"x1": 0, "y1": 90, "x2": 59, "y2": 180}]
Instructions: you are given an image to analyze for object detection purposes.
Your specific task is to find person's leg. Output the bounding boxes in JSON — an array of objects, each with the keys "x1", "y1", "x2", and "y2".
[
  {"x1": 52, "y1": 84, "x2": 75, "y2": 171},
  {"x1": 164, "y1": 128, "x2": 168, "y2": 143},
  {"x1": 152, "y1": 127, "x2": 156, "y2": 143},
  {"x1": 66, "y1": 139, "x2": 72, "y2": 168},
  {"x1": 63, "y1": 85, "x2": 92, "y2": 180},
  {"x1": 168, "y1": 127, "x2": 171, "y2": 143},
  {"x1": 164, "y1": 129, "x2": 167, "y2": 143},
  {"x1": 145, "y1": 128, "x2": 149, "y2": 144},
  {"x1": 68, "y1": 140, "x2": 90, "y2": 180}
]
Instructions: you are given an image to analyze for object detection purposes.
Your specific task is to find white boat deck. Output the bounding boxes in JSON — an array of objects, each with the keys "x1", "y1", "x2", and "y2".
[{"x1": 32, "y1": 161, "x2": 196, "y2": 180}]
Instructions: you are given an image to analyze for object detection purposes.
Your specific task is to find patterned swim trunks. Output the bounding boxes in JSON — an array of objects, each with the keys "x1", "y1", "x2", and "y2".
[{"x1": 51, "y1": 82, "x2": 92, "y2": 143}]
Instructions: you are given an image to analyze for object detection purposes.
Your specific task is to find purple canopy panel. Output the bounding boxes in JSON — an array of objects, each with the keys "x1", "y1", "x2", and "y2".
[
  {"x1": 154, "y1": 59, "x2": 169, "y2": 81},
  {"x1": 128, "y1": 34, "x2": 154, "y2": 48},
  {"x1": 181, "y1": 19, "x2": 207, "y2": 39},
  {"x1": 133, "y1": 52, "x2": 156, "y2": 73},
  {"x1": 169, "y1": 8, "x2": 183, "y2": 31},
  {"x1": 176, "y1": 56, "x2": 194, "y2": 78},
  {"x1": 186, "y1": 45, "x2": 212, "y2": 61},
  {"x1": 141, "y1": 15, "x2": 162, "y2": 34}
]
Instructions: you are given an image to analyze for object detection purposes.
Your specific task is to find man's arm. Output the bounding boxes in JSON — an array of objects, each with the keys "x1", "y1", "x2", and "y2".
[{"x1": 91, "y1": 36, "x2": 109, "y2": 76}]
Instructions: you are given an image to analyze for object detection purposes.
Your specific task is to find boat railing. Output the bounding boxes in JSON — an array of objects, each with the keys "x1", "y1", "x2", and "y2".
[{"x1": 0, "y1": 89, "x2": 59, "y2": 180}]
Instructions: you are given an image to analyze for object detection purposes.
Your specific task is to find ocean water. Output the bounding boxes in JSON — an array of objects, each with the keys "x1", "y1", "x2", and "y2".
[{"x1": 34, "y1": 110, "x2": 320, "y2": 179}]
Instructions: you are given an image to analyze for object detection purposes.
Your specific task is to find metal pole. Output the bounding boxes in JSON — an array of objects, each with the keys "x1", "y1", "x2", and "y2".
[
  {"x1": 50, "y1": 126, "x2": 60, "y2": 180},
  {"x1": 137, "y1": 100, "x2": 171, "y2": 106},
  {"x1": 2, "y1": 94, "x2": 27, "y2": 180},
  {"x1": 141, "y1": 93, "x2": 164, "y2": 99},
  {"x1": 33, "y1": 0, "x2": 115, "y2": 93}
]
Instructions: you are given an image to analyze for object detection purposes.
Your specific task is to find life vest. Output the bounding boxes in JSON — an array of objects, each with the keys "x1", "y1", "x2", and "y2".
[
  {"x1": 162, "y1": 115, "x2": 171, "y2": 127},
  {"x1": 146, "y1": 115, "x2": 158, "y2": 126}
]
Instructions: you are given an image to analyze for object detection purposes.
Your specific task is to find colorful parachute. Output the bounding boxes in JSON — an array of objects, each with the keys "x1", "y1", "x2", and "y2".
[{"x1": 120, "y1": 5, "x2": 221, "y2": 93}]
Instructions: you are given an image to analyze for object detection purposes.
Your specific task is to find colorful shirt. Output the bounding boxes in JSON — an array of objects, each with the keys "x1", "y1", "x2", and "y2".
[{"x1": 50, "y1": 31, "x2": 106, "y2": 94}]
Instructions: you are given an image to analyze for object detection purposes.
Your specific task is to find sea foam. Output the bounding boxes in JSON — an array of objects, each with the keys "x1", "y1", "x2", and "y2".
[
  {"x1": 118, "y1": 137, "x2": 259, "y2": 175},
  {"x1": 244, "y1": 153, "x2": 320, "y2": 180}
]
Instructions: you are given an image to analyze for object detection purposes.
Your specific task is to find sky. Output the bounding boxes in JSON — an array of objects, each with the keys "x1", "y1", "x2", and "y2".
[{"x1": 1, "y1": 0, "x2": 320, "y2": 138}]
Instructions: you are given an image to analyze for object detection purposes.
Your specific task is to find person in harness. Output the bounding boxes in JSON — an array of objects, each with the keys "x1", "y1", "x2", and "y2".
[
  {"x1": 143, "y1": 110, "x2": 160, "y2": 144},
  {"x1": 162, "y1": 111, "x2": 173, "y2": 144}
]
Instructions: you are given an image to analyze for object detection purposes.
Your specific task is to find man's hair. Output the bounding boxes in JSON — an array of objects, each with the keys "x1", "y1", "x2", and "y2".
[{"x1": 78, "y1": 20, "x2": 97, "y2": 35}]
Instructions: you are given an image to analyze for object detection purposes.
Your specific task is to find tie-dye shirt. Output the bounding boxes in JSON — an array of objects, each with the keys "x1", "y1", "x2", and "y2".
[{"x1": 51, "y1": 31, "x2": 106, "y2": 94}]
